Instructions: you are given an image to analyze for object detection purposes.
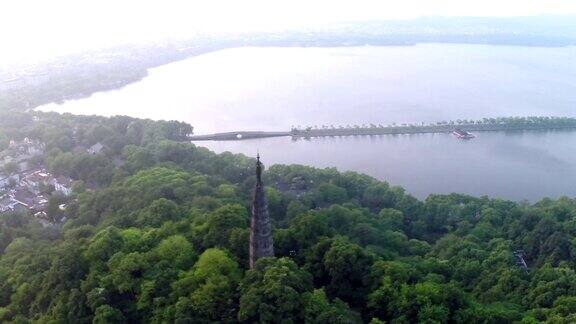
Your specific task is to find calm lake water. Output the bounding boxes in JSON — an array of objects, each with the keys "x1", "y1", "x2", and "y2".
[{"x1": 39, "y1": 44, "x2": 576, "y2": 201}]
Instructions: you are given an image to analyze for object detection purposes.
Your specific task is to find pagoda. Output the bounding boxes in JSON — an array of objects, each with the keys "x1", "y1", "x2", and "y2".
[{"x1": 249, "y1": 154, "x2": 274, "y2": 268}]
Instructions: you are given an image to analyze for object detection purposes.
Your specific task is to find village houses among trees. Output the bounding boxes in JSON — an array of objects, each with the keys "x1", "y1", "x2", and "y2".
[{"x1": 0, "y1": 137, "x2": 79, "y2": 225}]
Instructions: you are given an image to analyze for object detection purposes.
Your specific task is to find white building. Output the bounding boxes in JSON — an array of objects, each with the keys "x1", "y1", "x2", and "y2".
[
  {"x1": 88, "y1": 142, "x2": 105, "y2": 155},
  {"x1": 53, "y1": 176, "x2": 73, "y2": 196}
]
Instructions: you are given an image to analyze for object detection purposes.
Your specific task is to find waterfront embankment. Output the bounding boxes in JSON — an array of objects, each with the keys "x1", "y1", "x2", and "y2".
[{"x1": 189, "y1": 117, "x2": 576, "y2": 141}]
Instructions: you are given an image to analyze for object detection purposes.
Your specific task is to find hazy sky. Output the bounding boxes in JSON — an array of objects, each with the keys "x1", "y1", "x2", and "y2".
[{"x1": 1, "y1": 0, "x2": 576, "y2": 65}]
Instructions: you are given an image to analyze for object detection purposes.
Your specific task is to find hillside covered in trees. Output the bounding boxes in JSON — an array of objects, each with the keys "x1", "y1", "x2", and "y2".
[{"x1": 1, "y1": 111, "x2": 576, "y2": 323}]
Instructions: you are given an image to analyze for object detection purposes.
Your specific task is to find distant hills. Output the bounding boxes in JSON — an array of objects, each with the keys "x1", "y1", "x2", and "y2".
[
  {"x1": 2, "y1": 15, "x2": 575, "y2": 112},
  {"x1": 249, "y1": 15, "x2": 576, "y2": 47}
]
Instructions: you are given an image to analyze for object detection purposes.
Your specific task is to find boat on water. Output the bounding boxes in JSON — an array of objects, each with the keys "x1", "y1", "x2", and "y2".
[{"x1": 452, "y1": 129, "x2": 475, "y2": 139}]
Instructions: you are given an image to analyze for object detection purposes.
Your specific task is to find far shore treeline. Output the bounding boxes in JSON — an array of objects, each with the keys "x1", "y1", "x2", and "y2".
[
  {"x1": 288, "y1": 116, "x2": 576, "y2": 137},
  {"x1": 1, "y1": 110, "x2": 576, "y2": 322},
  {"x1": 189, "y1": 116, "x2": 576, "y2": 141}
]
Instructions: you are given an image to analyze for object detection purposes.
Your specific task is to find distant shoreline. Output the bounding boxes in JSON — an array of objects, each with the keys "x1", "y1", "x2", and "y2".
[{"x1": 5, "y1": 15, "x2": 576, "y2": 112}]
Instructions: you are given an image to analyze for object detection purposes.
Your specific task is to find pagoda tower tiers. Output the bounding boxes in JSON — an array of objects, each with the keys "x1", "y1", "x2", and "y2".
[{"x1": 249, "y1": 154, "x2": 274, "y2": 269}]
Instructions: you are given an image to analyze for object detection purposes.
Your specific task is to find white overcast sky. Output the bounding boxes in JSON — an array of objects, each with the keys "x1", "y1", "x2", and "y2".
[{"x1": 1, "y1": 0, "x2": 576, "y2": 65}]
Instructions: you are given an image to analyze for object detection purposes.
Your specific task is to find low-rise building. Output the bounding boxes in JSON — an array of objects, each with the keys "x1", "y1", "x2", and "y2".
[
  {"x1": 13, "y1": 188, "x2": 37, "y2": 206},
  {"x1": 53, "y1": 176, "x2": 73, "y2": 196},
  {"x1": 12, "y1": 189, "x2": 48, "y2": 213},
  {"x1": 22, "y1": 170, "x2": 52, "y2": 194},
  {"x1": 8, "y1": 138, "x2": 45, "y2": 156},
  {"x1": 0, "y1": 195, "x2": 28, "y2": 213},
  {"x1": 88, "y1": 142, "x2": 105, "y2": 155},
  {"x1": 30, "y1": 195, "x2": 49, "y2": 212},
  {"x1": 0, "y1": 173, "x2": 20, "y2": 190}
]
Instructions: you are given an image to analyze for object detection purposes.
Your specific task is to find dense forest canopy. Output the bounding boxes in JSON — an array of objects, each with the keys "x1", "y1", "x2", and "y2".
[{"x1": 0, "y1": 111, "x2": 576, "y2": 323}]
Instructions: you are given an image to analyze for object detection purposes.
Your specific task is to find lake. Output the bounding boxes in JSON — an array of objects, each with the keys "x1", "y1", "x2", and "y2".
[{"x1": 39, "y1": 44, "x2": 576, "y2": 201}]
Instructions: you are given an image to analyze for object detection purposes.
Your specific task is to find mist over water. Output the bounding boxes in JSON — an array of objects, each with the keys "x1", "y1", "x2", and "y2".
[{"x1": 39, "y1": 44, "x2": 576, "y2": 200}]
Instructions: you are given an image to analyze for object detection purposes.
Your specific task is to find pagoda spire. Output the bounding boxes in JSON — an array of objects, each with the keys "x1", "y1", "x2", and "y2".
[
  {"x1": 256, "y1": 153, "x2": 262, "y2": 183},
  {"x1": 249, "y1": 154, "x2": 274, "y2": 269}
]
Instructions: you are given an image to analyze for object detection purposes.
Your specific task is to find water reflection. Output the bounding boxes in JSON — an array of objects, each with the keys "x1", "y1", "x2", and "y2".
[{"x1": 197, "y1": 130, "x2": 576, "y2": 201}]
